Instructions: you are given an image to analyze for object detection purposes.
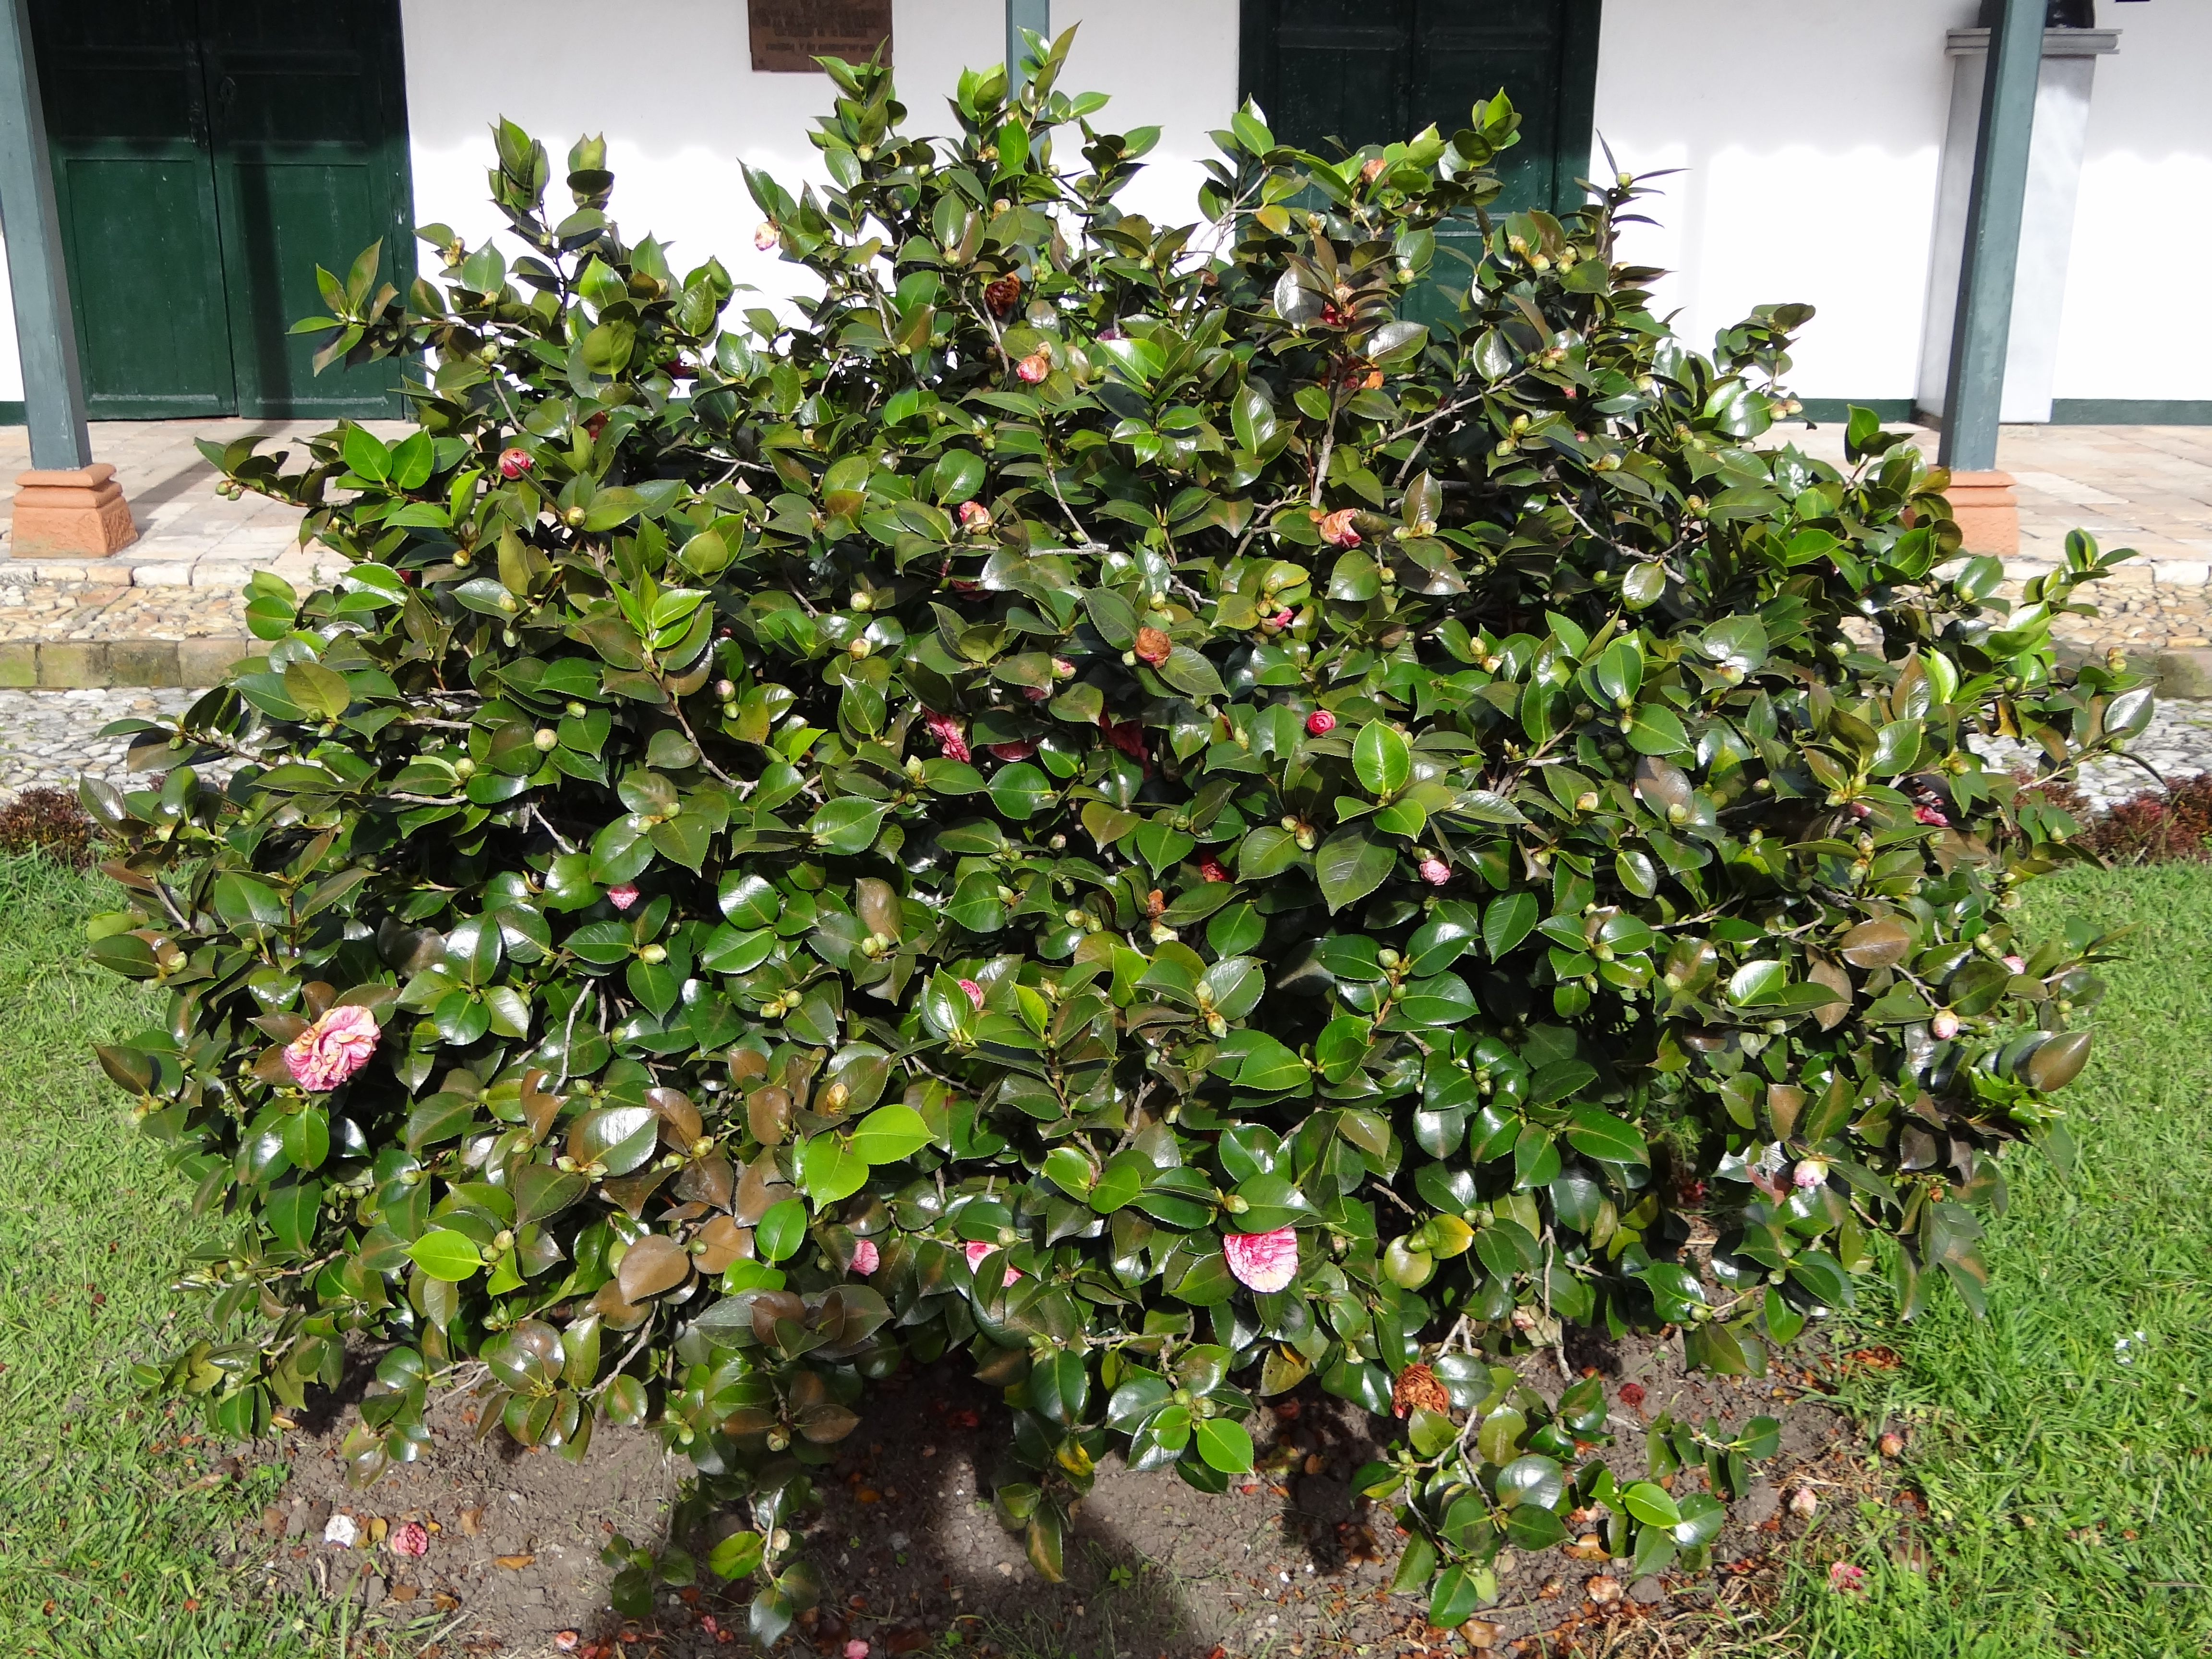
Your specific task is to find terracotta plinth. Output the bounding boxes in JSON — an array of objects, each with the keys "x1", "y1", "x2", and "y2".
[
  {"x1": 10, "y1": 462, "x2": 138, "y2": 557},
  {"x1": 1946, "y1": 469, "x2": 2018, "y2": 556}
]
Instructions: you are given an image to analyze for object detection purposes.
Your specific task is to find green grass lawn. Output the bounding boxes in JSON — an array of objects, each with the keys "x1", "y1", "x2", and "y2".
[
  {"x1": 1782, "y1": 861, "x2": 2212, "y2": 1659},
  {"x1": 0, "y1": 854, "x2": 344, "y2": 1659},
  {"x1": 1, "y1": 853, "x2": 2208, "y2": 1659}
]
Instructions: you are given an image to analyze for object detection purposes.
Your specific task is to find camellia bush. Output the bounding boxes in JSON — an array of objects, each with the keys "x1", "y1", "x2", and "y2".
[{"x1": 86, "y1": 31, "x2": 2143, "y2": 1640}]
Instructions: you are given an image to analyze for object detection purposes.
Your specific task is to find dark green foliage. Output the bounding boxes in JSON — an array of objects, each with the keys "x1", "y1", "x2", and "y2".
[{"x1": 83, "y1": 32, "x2": 2144, "y2": 1628}]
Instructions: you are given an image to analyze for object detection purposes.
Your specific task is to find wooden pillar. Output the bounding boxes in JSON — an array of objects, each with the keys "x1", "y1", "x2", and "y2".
[
  {"x1": 0, "y1": 0, "x2": 133, "y2": 556},
  {"x1": 1937, "y1": 0, "x2": 2044, "y2": 553},
  {"x1": 1007, "y1": 0, "x2": 1049, "y2": 89}
]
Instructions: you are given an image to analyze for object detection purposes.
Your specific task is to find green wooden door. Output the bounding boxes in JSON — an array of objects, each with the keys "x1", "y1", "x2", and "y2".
[
  {"x1": 1238, "y1": 0, "x2": 1601, "y2": 212},
  {"x1": 31, "y1": 0, "x2": 413, "y2": 420}
]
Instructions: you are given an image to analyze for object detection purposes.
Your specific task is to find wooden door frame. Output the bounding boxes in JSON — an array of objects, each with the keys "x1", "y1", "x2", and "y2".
[{"x1": 1237, "y1": 0, "x2": 1604, "y2": 214}]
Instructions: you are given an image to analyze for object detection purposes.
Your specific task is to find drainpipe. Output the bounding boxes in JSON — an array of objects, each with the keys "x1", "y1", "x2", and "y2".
[
  {"x1": 0, "y1": 0, "x2": 134, "y2": 557},
  {"x1": 1936, "y1": 0, "x2": 2044, "y2": 553},
  {"x1": 1007, "y1": 0, "x2": 1049, "y2": 90}
]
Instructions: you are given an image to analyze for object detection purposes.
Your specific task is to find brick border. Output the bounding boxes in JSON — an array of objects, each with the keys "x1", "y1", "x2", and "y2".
[{"x1": 0, "y1": 637, "x2": 253, "y2": 688}]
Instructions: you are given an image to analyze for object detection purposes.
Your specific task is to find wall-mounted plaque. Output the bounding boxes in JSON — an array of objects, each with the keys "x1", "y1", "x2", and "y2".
[{"x1": 749, "y1": 0, "x2": 893, "y2": 72}]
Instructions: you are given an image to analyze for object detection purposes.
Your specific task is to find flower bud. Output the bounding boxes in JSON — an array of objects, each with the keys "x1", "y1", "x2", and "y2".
[
  {"x1": 533, "y1": 728, "x2": 558, "y2": 751},
  {"x1": 1305, "y1": 709, "x2": 1337, "y2": 736},
  {"x1": 497, "y1": 447, "x2": 533, "y2": 479},
  {"x1": 1931, "y1": 1009, "x2": 1960, "y2": 1041}
]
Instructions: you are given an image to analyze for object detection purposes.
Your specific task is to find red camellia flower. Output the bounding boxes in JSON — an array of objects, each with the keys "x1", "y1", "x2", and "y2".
[
  {"x1": 958, "y1": 978, "x2": 986, "y2": 1011},
  {"x1": 986, "y1": 740, "x2": 1037, "y2": 762},
  {"x1": 1618, "y1": 1382, "x2": 1646, "y2": 1409},
  {"x1": 282, "y1": 1004, "x2": 380, "y2": 1093},
  {"x1": 1315, "y1": 508, "x2": 1361, "y2": 547},
  {"x1": 1914, "y1": 804, "x2": 1949, "y2": 827},
  {"x1": 1223, "y1": 1227, "x2": 1299, "y2": 1293},
  {"x1": 1305, "y1": 709, "x2": 1337, "y2": 736},
  {"x1": 1015, "y1": 348, "x2": 1052, "y2": 383},
  {"x1": 849, "y1": 1238, "x2": 880, "y2": 1275},
  {"x1": 607, "y1": 882, "x2": 640, "y2": 912},
  {"x1": 497, "y1": 447, "x2": 533, "y2": 479},
  {"x1": 1198, "y1": 856, "x2": 1231, "y2": 883},
  {"x1": 1100, "y1": 713, "x2": 1148, "y2": 763},
  {"x1": 925, "y1": 710, "x2": 971, "y2": 763},
  {"x1": 984, "y1": 274, "x2": 1022, "y2": 316}
]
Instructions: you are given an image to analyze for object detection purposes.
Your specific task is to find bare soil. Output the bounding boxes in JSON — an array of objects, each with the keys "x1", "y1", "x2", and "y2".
[{"x1": 228, "y1": 1329, "x2": 1874, "y2": 1659}]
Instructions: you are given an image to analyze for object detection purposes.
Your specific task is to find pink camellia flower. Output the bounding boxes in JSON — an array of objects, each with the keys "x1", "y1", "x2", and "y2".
[
  {"x1": 389, "y1": 1520, "x2": 430, "y2": 1559},
  {"x1": 1015, "y1": 348, "x2": 1052, "y2": 383},
  {"x1": 754, "y1": 222, "x2": 779, "y2": 251},
  {"x1": 958, "y1": 977, "x2": 986, "y2": 1011},
  {"x1": 496, "y1": 447, "x2": 533, "y2": 479},
  {"x1": 1051, "y1": 657, "x2": 1076, "y2": 680},
  {"x1": 1931, "y1": 1009, "x2": 1961, "y2": 1041},
  {"x1": 1223, "y1": 1226, "x2": 1300, "y2": 1294},
  {"x1": 1827, "y1": 1561, "x2": 1865, "y2": 1595},
  {"x1": 964, "y1": 1239, "x2": 1021, "y2": 1286},
  {"x1": 846, "y1": 1640, "x2": 872, "y2": 1659},
  {"x1": 283, "y1": 1004, "x2": 380, "y2": 1093},
  {"x1": 1792, "y1": 1157, "x2": 1829, "y2": 1190},
  {"x1": 925, "y1": 710, "x2": 971, "y2": 763},
  {"x1": 1418, "y1": 856, "x2": 1451, "y2": 887},
  {"x1": 2003, "y1": 954, "x2": 2026, "y2": 974},
  {"x1": 1198, "y1": 856, "x2": 1232, "y2": 884},
  {"x1": 986, "y1": 740, "x2": 1038, "y2": 762},
  {"x1": 1849, "y1": 801, "x2": 1873, "y2": 819},
  {"x1": 1268, "y1": 608, "x2": 1295, "y2": 628},
  {"x1": 850, "y1": 1238, "x2": 880, "y2": 1275},
  {"x1": 1914, "y1": 804, "x2": 1950, "y2": 827},
  {"x1": 606, "y1": 882, "x2": 640, "y2": 912},
  {"x1": 957, "y1": 500, "x2": 992, "y2": 530},
  {"x1": 1305, "y1": 709, "x2": 1336, "y2": 736},
  {"x1": 1315, "y1": 508, "x2": 1361, "y2": 548}
]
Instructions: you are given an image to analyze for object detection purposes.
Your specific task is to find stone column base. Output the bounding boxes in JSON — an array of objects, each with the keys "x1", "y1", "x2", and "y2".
[
  {"x1": 9, "y1": 462, "x2": 139, "y2": 557},
  {"x1": 1947, "y1": 469, "x2": 2018, "y2": 556}
]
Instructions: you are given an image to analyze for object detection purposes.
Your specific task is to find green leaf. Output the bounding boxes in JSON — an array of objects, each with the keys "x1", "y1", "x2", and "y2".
[
  {"x1": 850, "y1": 1104, "x2": 933, "y2": 1164},
  {"x1": 1622, "y1": 1481, "x2": 1681, "y2": 1528},
  {"x1": 1193, "y1": 1417, "x2": 1253, "y2": 1473},
  {"x1": 409, "y1": 1229, "x2": 482, "y2": 1283},
  {"x1": 808, "y1": 797, "x2": 888, "y2": 853},
  {"x1": 708, "y1": 1529, "x2": 766, "y2": 1580},
  {"x1": 1352, "y1": 720, "x2": 1411, "y2": 797},
  {"x1": 1563, "y1": 1105, "x2": 1646, "y2": 1165},
  {"x1": 756, "y1": 1198, "x2": 808, "y2": 1262},
  {"x1": 1314, "y1": 824, "x2": 1394, "y2": 913}
]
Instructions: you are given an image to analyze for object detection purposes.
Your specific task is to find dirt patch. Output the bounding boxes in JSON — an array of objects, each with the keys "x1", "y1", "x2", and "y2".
[{"x1": 228, "y1": 1330, "x2": 1875, "y2": 1659}]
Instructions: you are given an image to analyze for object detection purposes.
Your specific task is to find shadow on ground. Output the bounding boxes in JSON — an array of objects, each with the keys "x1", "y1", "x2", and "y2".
[{"x1": 236, "y1": 1329, "x2": 1861, "y2": 1659}]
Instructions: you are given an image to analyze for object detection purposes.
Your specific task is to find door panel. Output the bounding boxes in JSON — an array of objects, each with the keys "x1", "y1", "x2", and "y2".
[
  {"x1": 28, "y1": 0, "x2": 413, "y2": 420},
  {"x1": 203, "y1": 1, "x2": 415, "y2": 418},
  {"x1": 32, "y1": 0, "x2": 236, "y2": 417},
  {"x1": 56, "y1": 156, "x2": 236, "y2": 415},
  {"x1": 1241, "y1": 0, "x2": 1601, "y2": 325},
  {"x1": 1241, "y1": 0, "x2": 1601, "y2": 214}
]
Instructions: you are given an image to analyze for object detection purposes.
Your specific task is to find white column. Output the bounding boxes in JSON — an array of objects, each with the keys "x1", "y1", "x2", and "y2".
[{"x1": 1917, "y1": 26, "x2": 2117, "y2": 425}]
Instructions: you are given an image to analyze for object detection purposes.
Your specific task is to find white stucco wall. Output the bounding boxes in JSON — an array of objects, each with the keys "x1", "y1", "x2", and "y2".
[
  {"x1": 2050, "y1": 2, "x2": 2212, "y2": 404},
  {"x1": 398, "y1": 0, "x2": 1235, "y2": 315},
  {"x1": 1589, "y1": 0, "x2": 1980, "y2": 405}
]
